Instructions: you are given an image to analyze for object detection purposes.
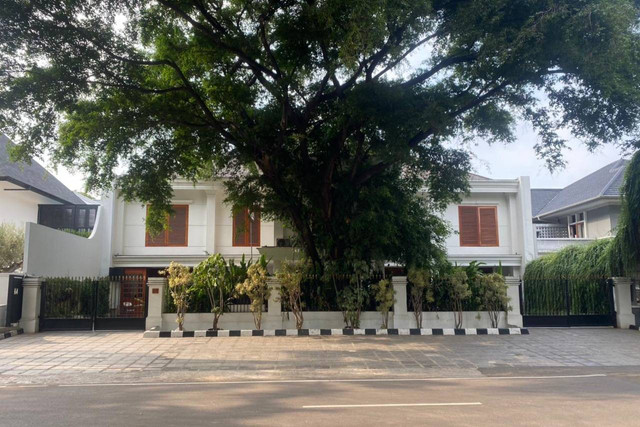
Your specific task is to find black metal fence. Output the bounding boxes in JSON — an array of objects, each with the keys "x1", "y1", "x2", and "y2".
[
  {"x1": 522, "y1": 277, "x2": 615, "y2": 327},
  {"x1": 296, "y1": 274, "x2": 383, "y2": 312},
  {"x1": 39, "y1": 275, "x2": 147, "y2": 331}
]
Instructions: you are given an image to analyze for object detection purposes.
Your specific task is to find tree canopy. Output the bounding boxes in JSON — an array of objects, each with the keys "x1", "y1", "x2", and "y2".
[{"x1": 1, "y1": 0, "x2": 639, "y2": 271}]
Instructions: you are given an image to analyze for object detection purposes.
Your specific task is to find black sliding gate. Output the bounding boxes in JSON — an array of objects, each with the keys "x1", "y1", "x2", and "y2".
[
  {"x1": 39, "y1": 275, "x2": 146, "y2": 331},
  {"x1": 522, "y1": 277, "x2": 616, "y2": 327}
]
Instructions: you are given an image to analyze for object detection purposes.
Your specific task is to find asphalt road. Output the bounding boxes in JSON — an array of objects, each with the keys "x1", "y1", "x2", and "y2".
[{"x1": 2, "y1": 372, "x2": 640, "y2": 426}]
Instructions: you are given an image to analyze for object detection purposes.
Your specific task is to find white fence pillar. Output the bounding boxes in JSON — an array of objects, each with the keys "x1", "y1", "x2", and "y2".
[
  {"x1": 392, "y1": 276, "x2": 411, "y2": 328},
  {"x1": 20, "y1": 276, "x2": 42, "y2": 333},
  {"x1": 612, "y1": 277, "x2": 635, "y2": 329},
  {"x1": 505, "y1": 276, "x2": 523, "y2": 328},
  {"x1": 146, "y1": 277, "x2": 167, "y2": 330}
]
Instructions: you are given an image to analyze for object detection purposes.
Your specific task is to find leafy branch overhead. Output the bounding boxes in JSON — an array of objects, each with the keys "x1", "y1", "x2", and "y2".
[{"x1": 1, "y1": 0, "x2": 639, "y2": 269}]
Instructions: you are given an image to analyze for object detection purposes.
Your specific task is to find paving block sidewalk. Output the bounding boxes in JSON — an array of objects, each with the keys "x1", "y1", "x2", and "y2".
[{"x1": 0, "y1": 328, "x2": 639, "y2": 385}]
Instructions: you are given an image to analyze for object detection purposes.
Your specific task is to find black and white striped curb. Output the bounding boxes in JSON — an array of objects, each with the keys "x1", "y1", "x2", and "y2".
[
  {"x1": 144, "y1": 327, "x2": 529, "y2": 338},
  {"x1": 0, "y1": 328, "x2": 24, "y2": 341}
]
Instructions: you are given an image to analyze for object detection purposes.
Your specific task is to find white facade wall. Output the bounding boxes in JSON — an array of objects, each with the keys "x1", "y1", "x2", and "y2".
[
  {"x1": 0, "y1": 181, "x2": 60, "y2": 228},
  {"x1": 110, "y1": 181, "x2": 276, "y2": 268},
  {"x1": 586, "y1": 206, "x2": 615, "y2": 238}
]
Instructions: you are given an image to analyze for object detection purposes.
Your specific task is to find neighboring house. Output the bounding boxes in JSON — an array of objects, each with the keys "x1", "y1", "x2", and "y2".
[
  {"x1": 0, "y1": 134, "x2": 97, "y2": 232},
  {"x1": 531, "y1": 159, "x2": 628, "y2": 255}
]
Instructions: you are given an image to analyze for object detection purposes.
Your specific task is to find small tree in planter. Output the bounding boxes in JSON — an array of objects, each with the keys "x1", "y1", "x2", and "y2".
[
  {"x1": 192, "y1": 254, "x2": 235, "y2": 330},
  {"x1": 236, "y1": 255, "x2": 269, "y2": 330},
  {"x1": 161, "y1": 262, "x2": 193, "y2": 331},
  {"x1": 448, "y1": 269, "x2": 471, "y2": 329},
  {"x1": 407, "y1": 267, "x2": 434, "y2": 328},
  {"x1": 373, "y1": 279, "x2": 395, "y2": 329},
  {"x1": 478, "y1": 273, "x2": 511, "y2": 328},
  {"x1": 277, "y1": 259, "x2": 309, "y2": 330}
]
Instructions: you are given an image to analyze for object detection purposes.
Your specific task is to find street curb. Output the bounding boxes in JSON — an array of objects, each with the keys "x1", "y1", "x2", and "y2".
[
  {"x1": 143, "y1": 327, "x2": 529, "y2": 338},
  {"x1": 0, "y1": 328, "x2": 24, "y2": 341}
]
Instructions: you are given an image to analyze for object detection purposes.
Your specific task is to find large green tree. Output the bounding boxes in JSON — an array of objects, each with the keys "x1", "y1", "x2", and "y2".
[{"x1": 1, "y1": 0, "x2": 639, "y2": 270}]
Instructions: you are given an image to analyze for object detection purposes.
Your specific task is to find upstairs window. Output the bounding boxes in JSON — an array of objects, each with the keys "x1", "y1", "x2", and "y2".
[
  {"x1": 458, "y1": 206, "x2": 499, "y2": 247},
  {"x1": 568, "y1": 212, "x2": 586, "y2": 238},
  {"x1": 233, "y1": 208, "x2": 260, "y2": 247},
  {"x1": 145, "y1": 205, "x2": 189, "y2": 247}
]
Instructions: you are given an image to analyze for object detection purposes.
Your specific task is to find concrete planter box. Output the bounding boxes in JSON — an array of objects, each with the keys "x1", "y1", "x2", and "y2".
[{"x1": 160, "y1": 310, "x2": 510, "y2": 332}]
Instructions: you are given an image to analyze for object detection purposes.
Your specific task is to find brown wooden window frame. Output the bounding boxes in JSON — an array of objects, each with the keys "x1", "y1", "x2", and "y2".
[
  {"x1": 232, "y1": 207, "x2": 261, "y2": 247},
  {"x1": 458, "y1": 205, "x2": 499, "y2": 247},
  {"x1": 145, "y1": 204, "x2": 189, "y2": 247}
]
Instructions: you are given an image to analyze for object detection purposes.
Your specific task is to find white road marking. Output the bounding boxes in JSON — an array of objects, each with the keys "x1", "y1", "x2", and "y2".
[
  {"x1": 303, "y1": 402, "x2": 482, "y2": 409},
  {"x1": 55, "y1": 373, "x2": 607, "y2": 388}
]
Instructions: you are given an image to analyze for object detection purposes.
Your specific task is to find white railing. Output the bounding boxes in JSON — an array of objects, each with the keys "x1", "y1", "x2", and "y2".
[{"x1": 535, "y1": 224, "x2": 569, "y2": 239}]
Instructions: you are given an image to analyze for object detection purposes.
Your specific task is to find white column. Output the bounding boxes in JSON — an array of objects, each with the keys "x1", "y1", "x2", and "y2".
[
  {"x1": 205, "y1": 190, "x2": 216, "y2": 255},
  {"x1": 146, "y1": 277, "x2": 167, "y2": 330},
  {"x1": 613, "y1": 277, "x2": 635, "y2": 329},
  {"x1": 392, "y1": 276, "x2": 411, "y2": 328},
  {"x1": 263, "y1": 277, "x2": 281, "y2": 329},
  {"x1": 505, "y1": 276, "x2": 523, "y2": 327},
  {"x1": 20, "y1": 277, "x2": 42, "y2": 333}
]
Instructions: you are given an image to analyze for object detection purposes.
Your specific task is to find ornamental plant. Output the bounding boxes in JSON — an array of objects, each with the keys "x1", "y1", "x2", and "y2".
[
  {"x1": 0, "y1": 223, "x2": 23, "y2": 273},
  {"x1": 448, "y1": 269, "x2": 472, "y2": 329},
  {"x1": 477, "y1": 273, "x2": 511, "y2": 328},
  {"x1": 407, "y1": 267, "x2": 434, "y2": 328},
  {"x1": 277, "y1": 259, "x2": 309, "y2": 330},
  {"x1": 236, "y1": 255, "x2": 269, "y2": 330},
  {"x1": 372, "y1": 279, "x2": 395, "y2": 329},
  {"x1": 160, "y1": 262, "x2": 193, "y2": 331},
  {"x1": 192, "y1": 254, "x2": 234, "y2": 330}
]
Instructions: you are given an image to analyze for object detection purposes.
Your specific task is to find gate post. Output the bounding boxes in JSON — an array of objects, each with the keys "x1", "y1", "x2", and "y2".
[
  {"x1": 505, "y1": 277, "x2": 523, "y2": 327},
  {"x1": 612, "y1": 277, "x2": 635, "y2": 329},
  {"x1": 146, "y1": 277, "x2": 167, "y2": 330},
  {"x1": 392, "y1": 276, "x2": 411, "y2": 328},
  {"x1": 265, "y1": 277, "x2": 281, "y2": 329},
  {"x1": 20, "y1": 276, "x2": 42, "y2": 333}
]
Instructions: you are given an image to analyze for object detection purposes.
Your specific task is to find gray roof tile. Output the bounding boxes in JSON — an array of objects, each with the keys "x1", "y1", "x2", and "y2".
[
  {"x1": 534, "y1": 159, "x2": 628, "y2": 217},
  {"x1": 0, "y1": 134, "x2": 85, "y2": 205}
]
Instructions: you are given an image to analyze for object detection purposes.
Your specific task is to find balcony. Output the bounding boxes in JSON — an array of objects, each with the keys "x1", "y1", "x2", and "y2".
[{"x1": 535, "y1": 224, "x2": 594, "y2": 254}]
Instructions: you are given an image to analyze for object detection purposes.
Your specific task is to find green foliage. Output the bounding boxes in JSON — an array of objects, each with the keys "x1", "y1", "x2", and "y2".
[
  {"x1": 407, "y1": 267, "x2": 434, "y2": 328},
  {"x1": 160, "y1": 262, "x2": 193, "y2": 331},
  {"x1": 277, "y1": 259, "x2": 310, "y2": 329},
  {"x1": 335, "y1": 260, "x2": 372, "y2": 328},
  {"x1": 192, "y1": 254, "x2": 234, "y2": 330},
  {"x1": 477, "y1": 273, "x2": 510, "y2": 328},
  {"x1": 372, "y1": 279, "x2": 395, "y2": 329},
  {"x1": 235, "y1": 255, "x2": 270, "y2": 329},
  {"x1": 60, "y1": 229, "x2": 92, "y2": 238},
  {"x1": 0, "y1": 223, "x2": 23, "y2": 273},
  {"x1": 448, "y1": 269, "x2": 472, "y2": 329},
  {"x1": 5, "y1": 1, "x2": 639, "y2": 277},
  {"x1": 524, "y1": 239, "x2": 615, "y2": 281},
  {"x1": 608, "y1": 151, "x2": 640, "y2": 276}
]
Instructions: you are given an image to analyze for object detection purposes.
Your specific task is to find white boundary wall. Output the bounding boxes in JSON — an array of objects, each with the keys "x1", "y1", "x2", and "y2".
[
  {"x1": 160, "y1": 311, "x2": 510, "y2": 331},
  {"x1": 22, "y1": 196, "x2": 113, "y2": 277}
]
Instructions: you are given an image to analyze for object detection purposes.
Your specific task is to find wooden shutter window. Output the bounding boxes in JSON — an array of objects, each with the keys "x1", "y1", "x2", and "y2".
[
  {"x1": 233, "y1": 207, "x2": 261, "y2": 247},
  {"x1": 145, "y1": 205, "x2": 189, "y2": 247},
  {"x1": 459, "y1": 206, "x2": 480, "y2": 246},
  {"x1": 458, "y1": 206, "x2": 499, "y2": 247}
]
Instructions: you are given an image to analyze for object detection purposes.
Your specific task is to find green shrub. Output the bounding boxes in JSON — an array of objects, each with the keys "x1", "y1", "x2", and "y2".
[
  {"x1": 192, "y1": 254, "x2": 235, "y2": 330},
  {"x1": 448, "y1": 269, "x2": 471, "y2": 328},
  {"x1": 0, "y1": 223, "x2": 23, "y2": 273},
  {"x1": 407, "y1": 267, "x2": 433, "y2": 328},
  {"x1": 235, "y1": 255, "x2": 269, "y2": 329},
  {"x1": 277, "y1": 259, "x2": 309, "y2": 329},
  {"x1": 477, "y1": 273, "x2": 510, "y2": 328},
  {"x1": 161, "y1": 262, "x2": 193, "y2": 331},
  {"x1": 372, "y1": 279, "x2": 395, "y2": 329}
]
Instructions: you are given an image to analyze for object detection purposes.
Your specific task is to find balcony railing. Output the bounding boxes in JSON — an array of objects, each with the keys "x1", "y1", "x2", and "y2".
[{"x1": 535, "y1": 224, "x2": 568, "y2": 239}]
